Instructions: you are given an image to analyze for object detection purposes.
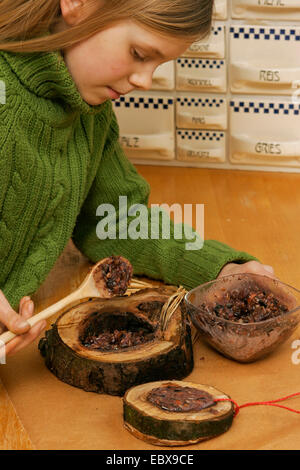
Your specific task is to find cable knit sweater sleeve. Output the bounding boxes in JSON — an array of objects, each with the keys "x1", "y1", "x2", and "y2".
[{"x1": 72, "y1": 111, "x2": 258, "y2": 289}]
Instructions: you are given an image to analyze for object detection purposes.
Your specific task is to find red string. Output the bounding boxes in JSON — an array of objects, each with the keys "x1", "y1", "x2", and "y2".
[{"x1": 214, "y1": 392, "x2": 300, "y2": 417}]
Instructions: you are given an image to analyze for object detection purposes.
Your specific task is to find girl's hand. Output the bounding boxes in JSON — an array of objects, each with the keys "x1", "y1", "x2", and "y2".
[
  {"x1": 0, "y1": 290, "x2": 47, "y2": 356},
  {"x1": 218, "y1": 260, "x2": 276, "y2": 279}
]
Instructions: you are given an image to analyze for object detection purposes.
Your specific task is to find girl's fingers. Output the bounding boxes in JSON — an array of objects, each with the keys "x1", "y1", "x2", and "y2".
[
  {"x1": 0, "y1": 299, "x2": 34, "y2": 352},
  {"x1": 5, "y1": 320, "x2": 47, "y2": 356},
  {"x1": 5, "y1": 299, "x2": 34, "y2": 353},
  {"x1": 218, "y1": 261, "x2": 277, "y2": 279},
  {"x1": 19, "y1": 296, "x2": 31, "y2": 312},
  {"x1": 4, "y1": 333, "x2": 26, "y2": 355},
  {"x1": 263, "y1": 265, "x2": 274, "y2": 274},
  {"x1": 0, "y1": 294, "x2": 44, "y2": 357},
  {"x1": 20, "y1": 299, "x2": 34, "y2": 320},
  {"x1": 0, "y1": 291, "x2": 30, "y2": 334}
]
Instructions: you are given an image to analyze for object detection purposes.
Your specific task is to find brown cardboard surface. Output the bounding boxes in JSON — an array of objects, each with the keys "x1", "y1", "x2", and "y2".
[
  {"x1": 0, "y1": 325, "x2": 300, "y2": 450},
  {"x1": 1, "y1": 167, "x2": 300, "y2": 450},
  {"x1": 0, "y1": 378, "x2": 34, "y2": 450}
]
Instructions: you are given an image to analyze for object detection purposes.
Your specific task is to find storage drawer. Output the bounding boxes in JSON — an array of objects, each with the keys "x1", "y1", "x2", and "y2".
[
  {"x1": 176, "y1": 58, "x2": 227, "y2": 93},
  {"x1": 114, "y1": 93, "x2": 175, "y2": 161},
  {"x1": 230, "y1": 98, "x2": 300, "y2": 167},
  {"x1": 176, "y1": 95, "x2": 227, "y2": 130},
  {"x1": 177, "y1": 129, "x2": 226, "y2": 163}
]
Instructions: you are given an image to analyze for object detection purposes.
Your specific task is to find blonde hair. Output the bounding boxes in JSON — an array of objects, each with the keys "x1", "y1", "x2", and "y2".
[{"x1": 0, "y1": 0, "x2": 213, "y2": 52}]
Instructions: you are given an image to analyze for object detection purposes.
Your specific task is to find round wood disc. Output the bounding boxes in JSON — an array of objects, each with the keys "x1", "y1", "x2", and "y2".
[{"x1": 123, "y1": 380, "x2": 234, "y2": 446}]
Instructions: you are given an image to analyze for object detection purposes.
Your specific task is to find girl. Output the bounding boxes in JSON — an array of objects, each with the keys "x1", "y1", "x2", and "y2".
[{"x1": 0, "y1": 0, "x2": 274, "y2": 356}]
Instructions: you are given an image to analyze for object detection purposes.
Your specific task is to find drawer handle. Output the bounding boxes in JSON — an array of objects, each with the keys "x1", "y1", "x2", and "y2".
[
  {"x1": 231, "y1": 134, "x2": 300, "y2": 158},
  {"x1": 178, "y1": 111, "x2": 224, "y2": 125},
  {"x1": 178, "y1": 144, "x2": 224, "y2": 159},
  {"x1": 176, "y1": 75, "x2": 224, "y2": 89},
  {"x1": 152, "y1": 76, "x2": 173, "y2": 89},
  {"x1": 119, "y1": 133, "x2": 174, "y2": 156},
  {"x1": 231, "y1": 62, "x2": 300, "y2": 86},
  {"x1": 235, "y1": 0, "x2": 299, "y2": 11}
]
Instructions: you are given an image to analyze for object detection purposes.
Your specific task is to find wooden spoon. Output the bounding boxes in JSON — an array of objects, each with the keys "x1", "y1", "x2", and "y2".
[{"x1": 0, "y1": 255, "x2": 133, "y2": 345}]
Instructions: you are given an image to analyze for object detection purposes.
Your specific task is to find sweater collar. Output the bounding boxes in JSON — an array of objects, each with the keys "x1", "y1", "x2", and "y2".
[{"x1": 2, "y1": 49, "x2": 109, "y2": 115}]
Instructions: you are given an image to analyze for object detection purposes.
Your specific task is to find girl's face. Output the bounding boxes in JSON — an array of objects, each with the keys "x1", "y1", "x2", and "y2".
[{"x1": 60, "y1": 18, "x2": 191, "y2": 105}]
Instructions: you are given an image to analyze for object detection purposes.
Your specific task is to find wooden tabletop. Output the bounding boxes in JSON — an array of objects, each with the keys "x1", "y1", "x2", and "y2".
[{"x1": 1, "y1": 166, "x2": 300, "y2": 450}]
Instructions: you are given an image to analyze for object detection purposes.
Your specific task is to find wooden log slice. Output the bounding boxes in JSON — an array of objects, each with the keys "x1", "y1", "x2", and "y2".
[
  {"x1": 38, "y1": 287, "x2": 193, "y2": 396},
  {"x1": 123, "y1": 380, "x2": 234, "y2": 446}
]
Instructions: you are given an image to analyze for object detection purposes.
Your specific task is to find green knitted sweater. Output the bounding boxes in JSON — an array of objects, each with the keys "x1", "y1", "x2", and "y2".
[{"x1": 0, "y1": 49, "x2": 256, "y2": 310}]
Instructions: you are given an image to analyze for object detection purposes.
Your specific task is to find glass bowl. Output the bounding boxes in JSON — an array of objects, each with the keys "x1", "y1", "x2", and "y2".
[{"x1": 184, "y1": 273, "x2": 300, "y2": 363}]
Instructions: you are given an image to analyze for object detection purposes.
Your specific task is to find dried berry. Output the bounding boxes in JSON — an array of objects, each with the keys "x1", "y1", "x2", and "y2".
[
  {"x1": 209, "y1": 286, "x2": 288, "y2": 323},
  {"x1": 97, "y1": 255, "x2": 133, "y2": 296},
  {"x1": 82, "y1": 327, "x2": 155, "y2": 351}
]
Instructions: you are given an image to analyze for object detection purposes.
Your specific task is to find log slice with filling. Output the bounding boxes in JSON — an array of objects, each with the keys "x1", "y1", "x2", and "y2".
[
  {"x1": 39, "y1": 287, "x2": 194, "y2": 396},
  {"x1": 123, "y1": 380, "x2": 234, "y2": 446}
]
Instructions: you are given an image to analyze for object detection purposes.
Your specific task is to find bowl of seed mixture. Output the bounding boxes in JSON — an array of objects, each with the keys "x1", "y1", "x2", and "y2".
[{"x1": 185, "y1": 273, "x2": 300, "y2": 362}]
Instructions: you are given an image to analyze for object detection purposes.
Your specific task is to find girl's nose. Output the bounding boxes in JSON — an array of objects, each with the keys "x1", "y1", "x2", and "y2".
[{"x1": 129, "y1": 70, "x2": 153, "y2": 91}]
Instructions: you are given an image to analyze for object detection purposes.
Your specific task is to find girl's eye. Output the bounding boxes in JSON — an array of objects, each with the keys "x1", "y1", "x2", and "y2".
[{"x1": 132, "y1": 49, "x2": 147, "y2": 62}]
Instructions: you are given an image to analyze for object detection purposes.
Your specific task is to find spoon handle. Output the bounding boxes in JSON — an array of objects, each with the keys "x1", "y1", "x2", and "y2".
[{"x1": 0, "y1": 289, "x2": 82, "y2": 345}]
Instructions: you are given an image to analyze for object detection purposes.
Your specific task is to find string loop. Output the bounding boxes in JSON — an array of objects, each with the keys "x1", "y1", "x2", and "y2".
[{"x1": 215, "y1": 392, "x2": 300, "y2": 417}]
